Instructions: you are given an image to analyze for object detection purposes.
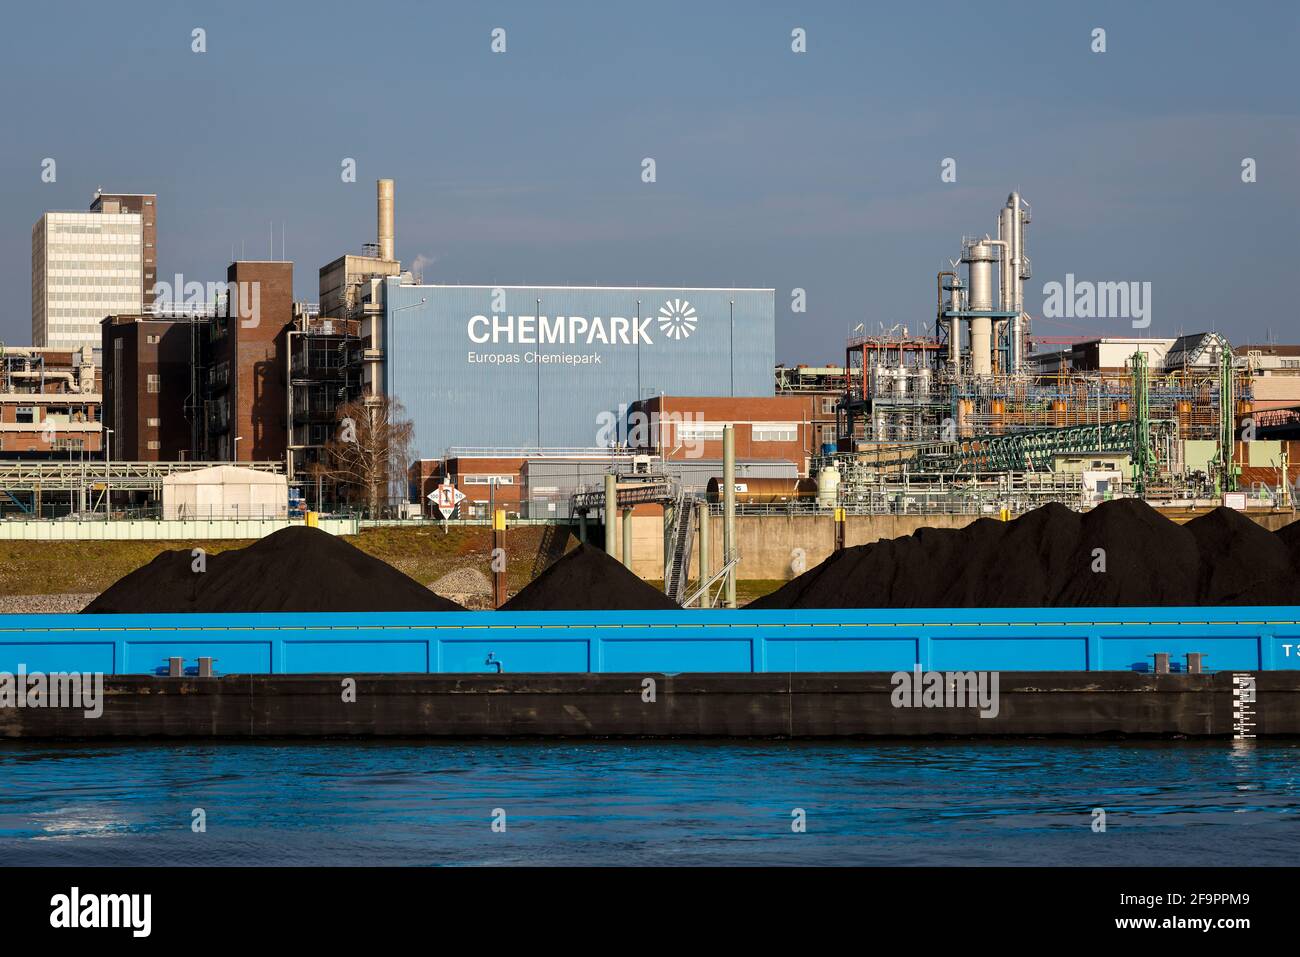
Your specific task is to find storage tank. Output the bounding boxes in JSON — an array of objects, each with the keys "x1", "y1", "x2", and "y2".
[
  {"x1": 706, "y1": 477, "x2": 817, "y2": 504},
  {"x1": 956, "y1": 398, "x2": 974, "y2": 436},
  {"x1": 816, "y1": 465, "x2": 840, "y2": 507}
]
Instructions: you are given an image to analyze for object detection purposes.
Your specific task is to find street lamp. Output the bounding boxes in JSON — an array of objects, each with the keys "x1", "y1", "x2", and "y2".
[{"x1": 233, "y1": 435, "x2": 244, "y2": 464}]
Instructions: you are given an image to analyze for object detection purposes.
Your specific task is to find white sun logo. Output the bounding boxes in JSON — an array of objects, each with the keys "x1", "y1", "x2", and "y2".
[{"x1": 657, "y1": 298, "x2": 698, "y2": 340}]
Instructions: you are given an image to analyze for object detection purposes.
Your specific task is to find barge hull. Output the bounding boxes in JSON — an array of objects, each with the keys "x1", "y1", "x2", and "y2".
[{"x1": 1, "y1": 671, "x2": 1293, "y2": 739}]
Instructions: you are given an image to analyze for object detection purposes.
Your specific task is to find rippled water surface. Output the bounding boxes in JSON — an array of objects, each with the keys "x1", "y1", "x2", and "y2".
[{"x1": 0, "y1": 740, "x2": 1295, "y2": 865}]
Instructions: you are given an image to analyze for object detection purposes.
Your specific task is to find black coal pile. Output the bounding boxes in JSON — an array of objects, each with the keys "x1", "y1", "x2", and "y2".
[
  {"x1": 1278, "y1": 519, "x2": 1300, "y2": 572},
  {"x1": 83, "y1": 526, "x2": 464, "y2": 614},
  {"x1": 751, "y1": 499, "x2": 1300, "y2": 609},
  {"x1": 502, "y1": 543, "x2": 678, "y2": 611}
]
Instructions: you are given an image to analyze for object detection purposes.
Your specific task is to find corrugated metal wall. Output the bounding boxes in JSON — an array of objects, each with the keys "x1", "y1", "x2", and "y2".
[{"x1": 384, "y1": 283, "x2": 775, "y2": 458}]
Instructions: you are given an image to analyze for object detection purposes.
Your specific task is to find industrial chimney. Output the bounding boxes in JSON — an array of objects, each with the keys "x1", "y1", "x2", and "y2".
[{"x1": 377, "y1": 178, "x2": 395, "y2": 262}]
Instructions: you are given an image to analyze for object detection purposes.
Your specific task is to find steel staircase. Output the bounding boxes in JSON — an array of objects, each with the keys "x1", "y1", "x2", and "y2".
[{"x1": 663, "y1": 490, "x2": 695, "y2": 604}]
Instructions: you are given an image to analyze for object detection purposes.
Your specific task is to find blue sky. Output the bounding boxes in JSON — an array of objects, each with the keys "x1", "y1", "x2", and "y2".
[{"x1": 1, "y1": 0, "x2": 1295, "y2": 362}]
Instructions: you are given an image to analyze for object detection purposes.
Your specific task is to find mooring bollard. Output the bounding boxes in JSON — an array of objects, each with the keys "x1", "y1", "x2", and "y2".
[
  {"x1": 1185, "y1": 652, "x2": 1205, "y2": 674},
  {"x1": 1152, "y1": 652, "x2": 1171, "y2": 674},
  {"x1": 198, "y1": 657, "x2": 217, "y2": 678},
  {"x1": 167, "y1": 657, "x2": 183, "y2": 678}
]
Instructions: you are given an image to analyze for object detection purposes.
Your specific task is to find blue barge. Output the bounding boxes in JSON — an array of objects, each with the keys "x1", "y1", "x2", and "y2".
[{"x1": 2, "y1": 606, "x2": 1298, "y2": 675}]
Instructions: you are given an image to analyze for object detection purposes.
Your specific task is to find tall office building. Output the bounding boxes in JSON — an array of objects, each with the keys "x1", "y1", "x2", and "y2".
[
  {"x1": 89, "y1": 192, "x2": 158, "y2": 308},
  {"x1": 32, "y1": 190, "x2": 155, "y2": 353}
]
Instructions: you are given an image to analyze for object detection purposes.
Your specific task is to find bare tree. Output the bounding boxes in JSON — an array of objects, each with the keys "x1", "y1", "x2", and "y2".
[{"x1": 321, "y1": 396, "x2": 414, "y2": 518}]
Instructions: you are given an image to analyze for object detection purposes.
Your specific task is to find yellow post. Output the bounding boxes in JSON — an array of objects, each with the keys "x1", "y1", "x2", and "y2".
[
  {"x1": 493, "y1": 509, "x2": 507, "y2": 607},
  {"x1": 306, "y1": 511, "x2": 319, "y2": 528}
]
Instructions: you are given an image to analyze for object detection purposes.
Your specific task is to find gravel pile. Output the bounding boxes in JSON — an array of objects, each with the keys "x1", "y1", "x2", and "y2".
[
  {"x1": 0, "y1": 593, "x2": 97, "y2": 614},
  {"x1": 431, "y1": 568, "x2": 493, "y2": 597}
]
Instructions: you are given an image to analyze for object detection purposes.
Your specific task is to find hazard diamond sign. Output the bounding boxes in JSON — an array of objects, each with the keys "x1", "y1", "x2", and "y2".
[{"x1": 428, "y1": 483, "x2": 467, "y2": 518}]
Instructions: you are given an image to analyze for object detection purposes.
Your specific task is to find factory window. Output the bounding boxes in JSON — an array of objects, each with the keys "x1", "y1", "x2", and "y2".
[
  {"x1": 821, "y1": 397, "x2": 836, "y2": 414},
  {"x1": 147, "y1": 334, "x2": 160, "y2": 344},
  {"x1": 677, "y1": 422, "x2": 725, "y2": 443},
  {"x1": 146, "y1": 374, "x2": 160, "y2": 393},
  {"x1": 753, "y1": 423, "x2": 798, "y2": 443},
  {"x1": 462, "y1": 475, "x2": 515, "y2": 486},
  {"x1": 15, "y1": 408, "x2": 35, "y2": 424},
  {"x1": 1283, "y1": 359, "x2": 1300, "y2": 369},
  {"x1": 147, "y1": 417, "x2": 160, "y2": 428},
  {"x1": 147, "y1": 441, "x2": 161, "y2": 451}
]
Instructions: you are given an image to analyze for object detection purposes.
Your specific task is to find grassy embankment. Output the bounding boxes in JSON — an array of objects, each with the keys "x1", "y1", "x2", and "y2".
[
  {"x1": 0, "y1": 525, "x2": 546, "y2": 597},
  {"x1": 0, "y1": 525, "x2": 790, "y2": 602}
]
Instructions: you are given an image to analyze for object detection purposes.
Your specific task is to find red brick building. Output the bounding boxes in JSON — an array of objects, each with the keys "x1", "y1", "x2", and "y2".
[
  {"x1": 0, "y1": 346, "x2": 101, "y2": 455},
  {"x1": 102, "y1": 315, "x2": 197, "y2": 460},
  {"x1": 199, "y1": 261, "x2": 294, "y2": 462},
  {"x1": 410, "y1": 456, "x2": 526, "y2": 517},
  {"x1": 627, "y1": 395, "x2": 822, "y2": 474}
]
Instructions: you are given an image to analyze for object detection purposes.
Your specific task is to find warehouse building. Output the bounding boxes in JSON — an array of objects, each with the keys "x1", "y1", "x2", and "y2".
[{"x1": 381, "y1": 280, "x2": 776, "y2": 458}]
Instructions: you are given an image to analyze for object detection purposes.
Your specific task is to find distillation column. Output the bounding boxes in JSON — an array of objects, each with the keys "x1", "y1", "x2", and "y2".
[{"x1": 963, "y1": 241, "x2": 999, "y2": 376}]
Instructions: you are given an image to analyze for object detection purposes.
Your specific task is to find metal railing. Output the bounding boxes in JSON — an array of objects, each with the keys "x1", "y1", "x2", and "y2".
[
  {"x1": 445, "y1": 447, "x2": 651, "y2": 459},
  {"x1": 0, "y1": 459, "x2": 283, "y2": 492},
  {"x1": 1, "y1": 504, "x2": 293, "y2": 522}
]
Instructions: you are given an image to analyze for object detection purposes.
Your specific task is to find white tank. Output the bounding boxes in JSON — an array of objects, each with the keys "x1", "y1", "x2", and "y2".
[
  {"x1": 816, "y1": 465, "x2": 841, "y2": 507},
  {"x1": 965, "y1": 241, "x2": 997, "y2": 310}
]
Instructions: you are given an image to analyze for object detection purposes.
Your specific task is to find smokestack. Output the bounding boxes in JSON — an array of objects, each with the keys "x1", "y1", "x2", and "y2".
[{"x1": 377, "y1": 178, "x2": 395, "y2": 262}]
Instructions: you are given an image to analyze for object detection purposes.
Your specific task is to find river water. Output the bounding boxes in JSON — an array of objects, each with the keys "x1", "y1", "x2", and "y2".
[{"x1": 0, "y1": 740, "x2": 1294, "y2": 866}]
